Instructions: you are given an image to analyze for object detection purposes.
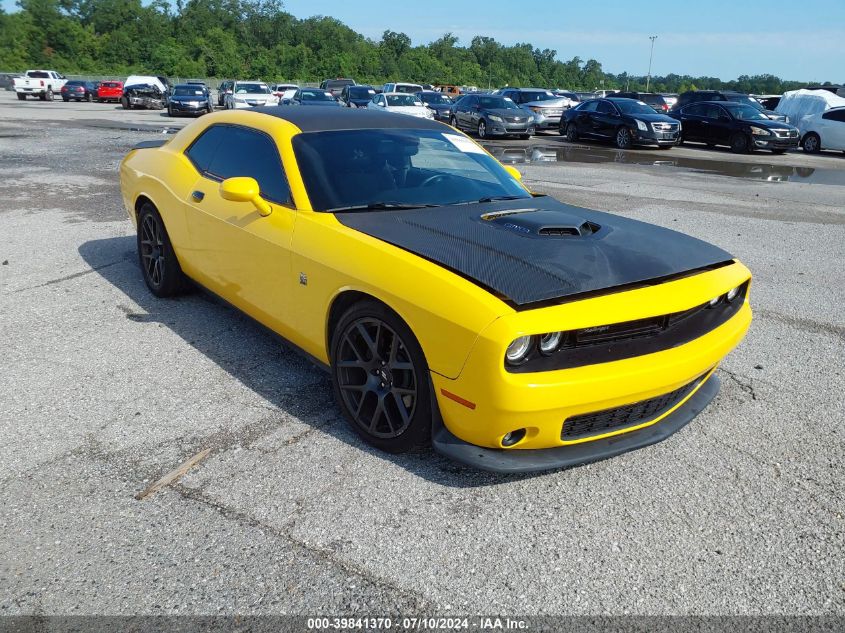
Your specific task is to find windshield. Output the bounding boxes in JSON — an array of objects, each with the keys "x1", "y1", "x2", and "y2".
[
  {"x1": 613, "y1": 100, "x2": 658, "y2": 115},
  {"x1": 419, "y1": 93, "x2": 451, "y2": 104},
  {"x1": 292, "y1": 129, "x2": 530, "y2": 212},
  {"x1": 477, "y1": 96, "x2": 519, "y2": 110},
  {"x1": 520, "y1": 91, "x2": 558, "y2": 102},
  {"x1": 236, "y1": 83, "x2": 270, "y2": 94},
  {"x1": 395, "y1": 84, "x2": 423, "y2": 94},
  {"x1": 300, "y1": 89, "x2": 335, "y2": 101},
  {"x1": 349, "y1": 87, "x2": 375, "y2": 98},
  {"x1": 725, "y1": 94, "x2": 765, "y2": 111},
  {"x1": 386, "y1": 94, "x2": 420, "y2": 106},
  {"x1": 724, "y1": 103, "x2": 768, "y2": 121},
  {"x1": 173, "y1": 86, "x2": 205, "y2": 96}
]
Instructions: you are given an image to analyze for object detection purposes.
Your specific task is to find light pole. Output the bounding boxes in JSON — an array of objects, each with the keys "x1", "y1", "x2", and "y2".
[{"x1": 646, "y1": 35, "x2": 657, "y2": 92}]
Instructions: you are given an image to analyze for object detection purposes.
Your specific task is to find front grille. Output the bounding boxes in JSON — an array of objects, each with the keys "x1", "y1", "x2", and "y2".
[
  {"x1": 562, "y1": 376, "x2": 703, "y2": 440},
  {"x1": 652, "y1": 122, "x2": 679, "y2": 131},
  {"x1": 772, "y1": 129, "x2": 798, "y2": 138}
]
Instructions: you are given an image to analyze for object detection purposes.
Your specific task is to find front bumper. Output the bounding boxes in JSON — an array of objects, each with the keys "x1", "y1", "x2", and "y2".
[
  {"x1": 530, "y1": 109, "x2": 565, "y2": 130},
  {"x1": 429, "y1": 262, "x2": 752, "y2": 465},
  {"x1": 487, "y1": 118, "x2": 535, "y2": 136},
  {"x1": 753, "y1": 136, "x2": 799, "y2": 150},
  {"x1": 433, "y1": 373, "x2": 720, "y2": 473},
  {"x1": 633, "y1": 128, "x2": 681, "y2": 146},
  {"x1": 169, "y1": 101, "x2": 208, "y2": 114},
  {"x1": 232, "y1": 100, "x2": 276, "y2": 109}
]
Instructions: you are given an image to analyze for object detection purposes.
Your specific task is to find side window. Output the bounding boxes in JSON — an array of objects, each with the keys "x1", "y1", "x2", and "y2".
[
  {"x1": 185, "y1": 125, "x2": 228, "y2": 174},
  {"x1": 596, "y1": 101, "x2": 614, "y2": 114},
  {"x1": 684, "y1": 103, "x2": 706, "y2": 116},
  {"x1": 822, "y1": 109, "x2": 845, "y2": 122},
  {"x1": 579, "y1": 101, "x2": 598, "y2": 112},
  {"x1": 206, "y1": 127, "x2": 292, "y2": 205}
]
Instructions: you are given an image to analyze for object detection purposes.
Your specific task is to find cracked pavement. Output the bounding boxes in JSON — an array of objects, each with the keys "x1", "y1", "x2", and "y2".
[{"x1": 0, "y1": 95, "x2": 843, "y2": 616}]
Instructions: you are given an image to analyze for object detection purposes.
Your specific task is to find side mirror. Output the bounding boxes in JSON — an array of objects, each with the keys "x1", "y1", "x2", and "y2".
[
  {"x1": 219, "y1": 177, "x2": 272, "y2": 217},
  {"x1": 503, "y1": 165, "x2": 523, "y2": 181}
]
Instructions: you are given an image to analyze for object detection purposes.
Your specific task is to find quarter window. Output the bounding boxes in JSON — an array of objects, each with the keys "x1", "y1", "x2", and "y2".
[{"x1": 822, "y1": 109, "x2": 845, "y2": 122}]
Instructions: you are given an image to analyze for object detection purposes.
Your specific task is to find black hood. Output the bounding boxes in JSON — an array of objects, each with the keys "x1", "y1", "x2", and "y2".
[
  {"x1": 627, "y1": 112, "x2": 678, "y2": 123},
  {"x1": 169, "y1": 94, "x2": 205, "y2": 102},
  {"x1": 336, "y1": 197, "x2": 733, "y2": 306},
  {"x1": 742, "y1": 117, "x2": 793, "y2": 130}
]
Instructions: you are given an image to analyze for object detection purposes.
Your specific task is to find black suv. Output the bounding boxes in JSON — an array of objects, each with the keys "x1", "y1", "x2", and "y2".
[
  {"x1": 672, "y1": 90, "x2": 787, "y2": 122},
  {"x1": 613, "y1": 91, "x2": 669, "y2": 113}
]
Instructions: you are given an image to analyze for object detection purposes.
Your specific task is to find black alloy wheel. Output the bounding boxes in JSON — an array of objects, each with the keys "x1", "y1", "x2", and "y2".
[
  {"x1": 477, "y1": 119, "x2": 487, "y2": 139},
  {"x1": 615, "y1": 126, "x2": 632, "y2": 149},
  {"x1": 331, "y1": 302, "x2": 431, "y2": 453},
  {"x1": 566, "y1": 122, "x2": 578, "y2": 141},
  {"x1": 86, "y1": 92, "x2": 92, "y2": 102},
  {"x1": 46, "y1": 88, "x2": 53, "y2": 100},
  {"x1": 730, "y1": 133, "x2": 749, "y2": 154},
  {"x1": 137, "y1": 203, "x2": 186, "y2": 298}
]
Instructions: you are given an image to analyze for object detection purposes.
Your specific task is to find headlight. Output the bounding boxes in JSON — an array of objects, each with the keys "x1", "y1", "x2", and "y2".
[
  {"x1": 708, "y1": 296, "x2": 721, "y2": 307},
  {"x1": 488, "y1": 115, "x2": 503, "y2": 122},
  {"x1": 634, "y1": 119, "x2": 648, "y2": 131},
  {"x1": 505, "y1": 336, "x2": 533, "y2": 365},
  {"x1": 750, "y1": 126, "x2": 770, "y2": 136},
  {"x1": 538, "y1": 332, "x2": 563, "y2": 355},
  {"x1": 726, "y1": 286, "x2": 742, "y2": 302}
]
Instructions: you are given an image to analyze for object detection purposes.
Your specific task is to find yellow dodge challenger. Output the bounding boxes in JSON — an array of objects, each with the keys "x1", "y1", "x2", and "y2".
[{"x1": 120, "y1": 107, "x2": 751, "y2": 473}]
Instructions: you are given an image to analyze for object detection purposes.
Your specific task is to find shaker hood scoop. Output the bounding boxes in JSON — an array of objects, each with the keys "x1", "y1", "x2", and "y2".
[{"x1": 335, "y1": 197, "x2": 733, "y2": 306}]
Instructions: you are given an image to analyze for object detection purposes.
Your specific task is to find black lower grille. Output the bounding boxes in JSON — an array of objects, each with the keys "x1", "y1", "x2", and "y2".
[{"x1": 561, "y1": 376, "x2": 703, "y2": 440}]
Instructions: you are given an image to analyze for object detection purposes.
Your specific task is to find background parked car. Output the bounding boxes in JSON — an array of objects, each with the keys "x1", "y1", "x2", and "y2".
[
  {"x1": 0, "y1": 73, "x2": 22, "y2": 91},
  {"x1": 217, "y1": 80, "x2": 234, "y2": 107},
  {"x1": 270, "y1": 83, "x2": 298, "y2": 99},
  {"x1": 561, "y1": 97, "x2": 680, "y2": 149},
  {"x1": 435, "y1": 84, "x2": 461, "y2": 96},
  {"x1": 799, "y1": 106, "x2": 845, "y2": 153},
  {"x1": 320, "y1": 78, "x2": 355, "y2": 98},
  {"x1": 96, "y1": 80, "x2": 123, "y2": 102},
  {"x1": 449, "y1": 93, "x2": 534, "y2": 139},
  {"x1": 553, "y1": 90, "x2": 580, "y2": 102},
  {"x1": 416, "y1": 90, "x2": 453, "y2": 121},
  {"x1": 167, "y1": 83, "x2": 214, "y2": 116},
  {"x1": 340, "y1": 84, "x2": 376, "y2": 107},
  {"x1": 14, "y1": 69, "x2": 67, "y2": 100},
  {"x1": 495, "y1": 88, "x2": 569, "y2": 133},
  {"x1": 122, "y1": 75, "x2": 170, "y2": 109},
  {"x1": 672, "y1": 90, "x2": 788, "y2": 122},
  {"x1": 367, "y1": 92, "x2": 433, "y2": 119},
  {"x1": 614, "y1": 91, "x2": 669, "y2": 113},
  {"x1": 290, "y1": 87, "x2": 342, "y2": 107},
  {"x1": 382, "y1": 82, "x2": 423, "y2": 94},
  {"x1": 670, "y1": 101, "x2": 799, "y2": 154},
  {"x1": 61, "y1": 80, "x2": 99, "y2": 102},
  {"x1": 224, "y1": 81, "x2": 278, "y2": 109}
]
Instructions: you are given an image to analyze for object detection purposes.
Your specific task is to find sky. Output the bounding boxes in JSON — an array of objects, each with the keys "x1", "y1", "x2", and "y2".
[
  {"x1": 277, "y1": 0, "x2": 844, "y2": 82},
  {"x1": 4, "y1": 0, "x2": 843, "y2": 81}
]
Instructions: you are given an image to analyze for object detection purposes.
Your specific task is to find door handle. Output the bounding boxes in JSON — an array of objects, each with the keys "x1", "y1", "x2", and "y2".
[{"x1": 191, "y1": 191, "x2": 205, "y2": 201}]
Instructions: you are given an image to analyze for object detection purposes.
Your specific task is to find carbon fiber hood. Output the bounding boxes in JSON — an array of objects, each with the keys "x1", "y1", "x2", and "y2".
[{"x1": 335, "y1": 197, "x2": 733, "y2": 306}]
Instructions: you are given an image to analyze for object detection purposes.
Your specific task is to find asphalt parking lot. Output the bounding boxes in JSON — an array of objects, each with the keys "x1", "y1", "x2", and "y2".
[{"x1": 1, "y1": 93, "x2": 843, "y2": 617}]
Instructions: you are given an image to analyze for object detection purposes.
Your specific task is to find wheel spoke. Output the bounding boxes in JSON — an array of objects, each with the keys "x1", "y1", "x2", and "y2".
[
  {"x1": 356, "y1": 322, "x2": 378, "y2": 358},
  {"x1": 389, "y1": 391, "x2": 411, "y2": 427},
  {"x1": 369, "y1": 395, "x2": 386, "y2": 432},
  {"x1": 337, "y1": 359, "x2": 368, "y2": 369}
]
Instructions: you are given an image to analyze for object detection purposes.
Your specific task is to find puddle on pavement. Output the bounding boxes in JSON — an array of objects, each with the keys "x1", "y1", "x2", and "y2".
[{"x1": 483, "y1": 143, "x2": 845, "y2": 186}]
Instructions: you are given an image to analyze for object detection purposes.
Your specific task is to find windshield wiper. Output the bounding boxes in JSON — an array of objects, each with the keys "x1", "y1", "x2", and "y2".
[{"x1": 326, "y1": 202, "x2": 441, "y2": 213}]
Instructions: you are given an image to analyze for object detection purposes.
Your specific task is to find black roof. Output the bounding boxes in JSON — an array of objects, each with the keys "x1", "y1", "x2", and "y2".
[{"x1": 251, "y1": 106, "x2": 446, "y2": 132}]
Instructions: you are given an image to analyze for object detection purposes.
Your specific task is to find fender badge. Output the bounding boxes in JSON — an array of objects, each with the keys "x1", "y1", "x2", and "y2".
[{"x1": 299, "y1": 272, "x2": 307, "y2": 286}]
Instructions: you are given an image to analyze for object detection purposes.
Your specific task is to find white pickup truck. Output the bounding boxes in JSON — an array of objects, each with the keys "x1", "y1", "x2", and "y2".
[{"x1": 14, "y1": 70, "x2": 68, "y2": 101}]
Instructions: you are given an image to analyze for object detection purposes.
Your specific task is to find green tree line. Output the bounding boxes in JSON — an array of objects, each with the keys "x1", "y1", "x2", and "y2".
[{"x1": 0, "y1": 0, "x2": 828, "y2": 93}]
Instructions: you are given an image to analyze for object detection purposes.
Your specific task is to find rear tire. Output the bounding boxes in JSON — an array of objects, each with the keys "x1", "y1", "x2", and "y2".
[
  {"x1": 16, "y1": 93, "x2": 26, "y2": 101},
  {"x1": 802, "y1": 132, "x2": 820, "y2": 153},
  {"x1": 45, "y1": 88, "x2": 53, "y2": 101},
  {"x1": 330, "y1": 300, "x2": 431, "y2": 454},
  {"x1": 137, "y1": 203, "x2": 187, "y2": 298},
  {"x1": 730, "y1": 133, "x2": 749, "y2": 154},
  {"x1": 62, "y1": 97, "x2": 69, "y2": 102}
]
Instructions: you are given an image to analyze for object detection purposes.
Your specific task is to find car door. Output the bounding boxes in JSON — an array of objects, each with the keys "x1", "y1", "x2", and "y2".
[
  {"x1": 820, "y1": 109, "x2": 845, "y2": 149},
  {"x1": 593, "y1": 100, "x2": 620, "y2": 138},
  {"x1": 679, "y1": 103, "x2": 706, "y2": 141},
  {"x1": 706, "y1": 104, "x2": 734, "y2": 146},
  {"x1": 183, "y1": 123, "x2": 297, "y2": 329},
  {"x1": 572, "y1": 101, "x2": 598, "y2": 136},
  {"x1": 456, "y1": 96, "x2": 475, "y2": 129}
]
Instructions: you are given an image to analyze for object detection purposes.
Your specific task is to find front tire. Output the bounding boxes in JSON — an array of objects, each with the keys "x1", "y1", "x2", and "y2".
[
  {"x1": 730, "y1": 133, "x2": 749, "y2": 154},
  {"x1": 46, "y1": 88, "x2": 53, "y2": 101},
  {"x1": 565, "y1": 122, "x2": 578, "y2": 141},
  {"x1": 615, "y1": 126, "x2": 632, "y2": 149},
  {"x1": 802, "y1": 132, "x2": 820, "y2": 153},
  {"x1": 137, "y1": 203, "x2": 187, "y2": 298},
  {"x1": 477, "y1": 119, "x2": 487, "y2": 139},
  {"x1": 121, "y1": 97, "x2": 130, "y2": 109},
  {"x1": 330, "y1": 301, "x2": 431, "y2": 453}
]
